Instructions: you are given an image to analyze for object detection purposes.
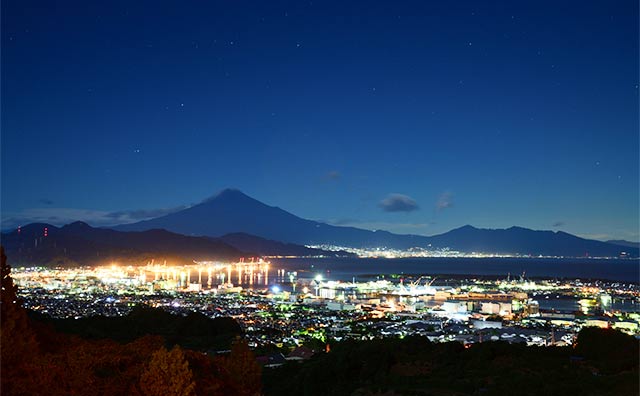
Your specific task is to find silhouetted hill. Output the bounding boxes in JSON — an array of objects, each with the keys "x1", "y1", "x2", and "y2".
[
  {"x1": 113, "y1": 189, "x2": 637, "y2": 257},
  {"x1": 429, "y1": 225, "x2": 637, "y2": 257},
  {"x1": 264, "y1": 330, "x2": 639, "y2": 396},
  {"x1": 219, "y1": 233, "x2": 356, "y2": 257},
  {"x1": 1, "y1": 221, "x2": 243, "y2": 266}
]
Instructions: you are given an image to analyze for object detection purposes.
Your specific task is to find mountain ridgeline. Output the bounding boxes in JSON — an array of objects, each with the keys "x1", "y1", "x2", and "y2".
[
  {"x1": 607, "y1": 240, "x2": 640, "y2": 249},
  {"x1": 218, "y1": 233, "x2": 355, "y2": 258},
  {"x1": 429, "y1": 225, "x2": 637, "y2": 257},
  {"x1": 114, "y1": 189, "x2": 637, "y2": 258},
  {"x1": 115, "y1": 189, "x2": 428, "y2": 249},
  {"x1": 1, "y1": 222, "x2": 243, "y2": 267},
  {"x1": 1, "y1": 221, "x2": 348, "y2": 267},
  {"x1": 3, "y1": 189, "x2": 636, "y2": 263}
]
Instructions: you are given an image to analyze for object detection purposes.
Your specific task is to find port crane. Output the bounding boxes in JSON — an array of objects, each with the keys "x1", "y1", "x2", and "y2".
[{"x1": 409, "y1": 276, "x2": 437, "y2": 288}]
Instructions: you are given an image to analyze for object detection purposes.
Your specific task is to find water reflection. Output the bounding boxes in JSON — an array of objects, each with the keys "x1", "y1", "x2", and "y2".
[{"x1": 137, "y1": 260, "x2": 275, "y2": 289}]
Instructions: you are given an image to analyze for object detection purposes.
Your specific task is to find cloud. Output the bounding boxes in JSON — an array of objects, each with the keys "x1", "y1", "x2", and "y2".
[
  {"x1": 378, "y1": 194, "x2": 419, "y2": 212},
  {"x1": 1, "y1": 208, "x2": 114, "y2": 230},
  {"x1": 323, "y1": 218, "x2": 431, "y2": 233},
  {"x1": 578, "y1": 231, "x2": 640, "y2": 242},
  {"x1": 326, "y1": 217, "x2": 357, "y2": 226},
  {"x1": 105, "y1": 206, "x2": 187, "y2": 221},
  {"x1": 576, "y1": 233, "x2": 613, "y2": 242},
  {"x1": 324, "y1": 170, "x2": 341, "y2": 181},
  {"x1": 1, "y1": 205, "x2": 188, "y2": 229},
  {"x1": 552, "y1": 221, "x2": 565, "y2": 227},
  {"x1": 436, "y1": 191, "x2": 454, "y2": 211}
]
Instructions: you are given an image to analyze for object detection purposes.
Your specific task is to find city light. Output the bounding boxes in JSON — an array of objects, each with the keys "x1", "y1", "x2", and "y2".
[{"x1": 10, "y1": 262, "x2": 640, "y2": 350}]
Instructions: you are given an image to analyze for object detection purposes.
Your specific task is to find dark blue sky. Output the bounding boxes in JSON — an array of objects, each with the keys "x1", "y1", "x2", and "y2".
[{"x1": 2, "y1": 0, "x2": 638, "y2": 241}]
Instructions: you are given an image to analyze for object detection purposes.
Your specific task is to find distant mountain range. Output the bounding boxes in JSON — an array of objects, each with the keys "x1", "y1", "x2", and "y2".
[
  {"x1": 3, "y1": 189, "x2": 636, "y2": 263},
  {"x1": 428, "y1": 225, "x2": 637, "y2": 258},
  {"x1": 606, "y1": 240, "x2": 640, "y2": 249},
  {"x1": 114, "y1": 189, "x2": 434, "y2": 248},
  {"x1": 114, "y1": 189, "x2": 638, "y2": 258},
  {"x1": 0, "y1": 221, "x2": 348, "y2": 267}
]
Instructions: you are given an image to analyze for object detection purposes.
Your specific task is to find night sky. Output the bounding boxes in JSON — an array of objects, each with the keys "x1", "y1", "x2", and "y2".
[{"x1": 2, "y1": 0, "x2": 638, "y2": 242}]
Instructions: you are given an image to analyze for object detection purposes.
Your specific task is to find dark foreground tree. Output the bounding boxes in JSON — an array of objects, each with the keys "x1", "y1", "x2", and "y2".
[
  {"x1": 1, "y1": 246, "x2": 40, "y2": 395},
  {"x1": 139, "y1": 345, "x2": 196, "y2": 396},
  {"x1": 220, "y1": 338, "x2": 263, "y2": 396}
]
